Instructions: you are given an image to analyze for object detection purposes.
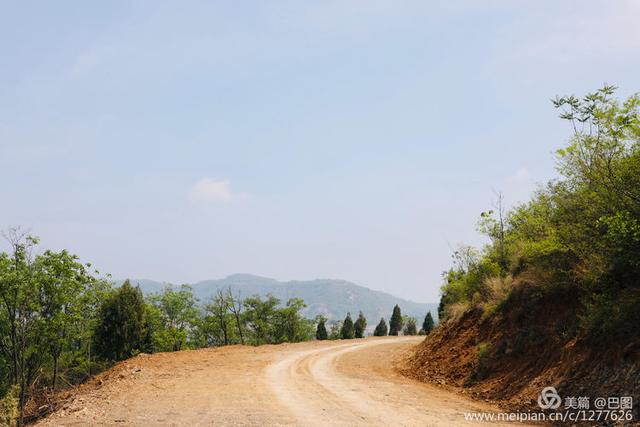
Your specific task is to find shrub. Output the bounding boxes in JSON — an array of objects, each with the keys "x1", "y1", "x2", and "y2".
[
  {"x1": 373, "y1": 318, "x2": 388, "y2": 336},
  {"x1": 403, "y1": 317, "x2": 417, "y2": 335},
  {"x1": 0, "y1": 386, "x2": 18, "y2": 427},
  {"x1": 354, "y1": 312, "x2": 367, "y2": 338}
]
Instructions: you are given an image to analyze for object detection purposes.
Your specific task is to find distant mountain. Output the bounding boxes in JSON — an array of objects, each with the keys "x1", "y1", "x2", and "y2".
[{"x1": 120, "y1": 274, "x2": 438, "y2": 324}]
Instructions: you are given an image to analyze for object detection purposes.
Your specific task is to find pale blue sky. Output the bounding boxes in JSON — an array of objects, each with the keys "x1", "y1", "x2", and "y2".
[{"x1": 1, "y1": 1, "x2": 639, "y2": 302}]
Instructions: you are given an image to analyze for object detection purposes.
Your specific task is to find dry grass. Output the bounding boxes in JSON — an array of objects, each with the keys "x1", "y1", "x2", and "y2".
[{"x1": 442, "y1": 302, "x2": 470, "y2": 321}]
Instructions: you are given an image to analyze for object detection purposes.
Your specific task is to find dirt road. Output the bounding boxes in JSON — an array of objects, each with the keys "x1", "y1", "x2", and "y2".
[{"x1": 37, "y1": 337, "x2": 527, "y2": 426}]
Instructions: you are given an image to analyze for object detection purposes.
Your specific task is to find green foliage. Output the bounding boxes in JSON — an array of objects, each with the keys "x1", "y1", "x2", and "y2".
[
  {"x1": 328, "y1": 320, "x2": 342, "y2": 340},
  {"x1": 315, "y1": 316, "x2": 328, "y2": 340},
  {"x1": 148, "y1": 285, "x2": 200, "y2": 352},
  {"x1": 0, "y1": 230, "x2": 112, "y2": 422},
  {"x1": 276, "y1": 298, "x2": 315, "y2": 343},
  {"x1": 439, "y1": 248, "x2": 501, "y2": 317},
  {"x1": 402, "y1": 317, "x2": 417, "y2": 336},
  {"x1": 200, "y1": 289, "x2": 234, "y2": 347},
  {"x1": 421, "y1": 312, "x2": 434, "y2": 334},
  {"x1": 0, "y1": 386, "x2": 18, "y2": 427},
  {"x1": 389, "y1": 305, "x2": 403, "y2": 336},
  {"x1": 94, "y1": 280, "x2": 151, "y2": 361},
  {"x1": 354, "y1": 312, "x2": 367, "y2": 338},
  {"x1": 242, "y1": 294, "x2": 280, "y2": 345},
  {"x1": 340, "y1": 313, "x2": 355, "y2": 339},
  {"x1": 477, "y1": 342, "x2": 491, "y2": 360},
  {"x1": 438, "y1": 86, "x2": 640, "y2": 343},
  {"x1": 242, "y1": 295, "x2": 314, "y2": 345},
  {"x1": 373, "y1": 318, "x2": 388, "y2": 336}
]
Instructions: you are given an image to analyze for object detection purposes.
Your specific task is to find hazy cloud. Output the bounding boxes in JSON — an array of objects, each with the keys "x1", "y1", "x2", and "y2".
[{"x1": 189, "y1": 178, "x2": 235, "y2": 202}]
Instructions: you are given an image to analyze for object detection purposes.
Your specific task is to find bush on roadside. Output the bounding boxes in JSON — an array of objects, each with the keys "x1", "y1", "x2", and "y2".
[{"x1": 0, "y1": 386, "x2": 19, "y2": 427}]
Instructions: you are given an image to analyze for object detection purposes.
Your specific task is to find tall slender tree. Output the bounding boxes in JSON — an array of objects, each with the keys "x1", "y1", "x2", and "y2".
[
  {"x1": 94, "y1": 280, "x2": 149, "y2": 361},
  {"x1": 389, "y1": 305, "x2": 403, "y2": 336},
  {"x1": 315, "y1": 317, "x2": 328, "y2": 340},
  {"x1": 340, "y1": 313, "x2": 355, "y2": 339}
]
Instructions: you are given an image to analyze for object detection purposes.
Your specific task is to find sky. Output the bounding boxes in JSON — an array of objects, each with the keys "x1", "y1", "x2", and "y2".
[{"x1": 1, "y1": 1, "x2": 639, "y2": 303}]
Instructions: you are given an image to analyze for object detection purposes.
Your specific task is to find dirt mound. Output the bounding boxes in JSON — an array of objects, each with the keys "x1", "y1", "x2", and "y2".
[{"x1": 400, "y1": 282, "x2": 640, "y2": 421}]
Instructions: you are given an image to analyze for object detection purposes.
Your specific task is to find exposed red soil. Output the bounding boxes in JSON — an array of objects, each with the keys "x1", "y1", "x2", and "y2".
[{"x1": 399, "y1": 283, "x2": 640, "y2": 425}]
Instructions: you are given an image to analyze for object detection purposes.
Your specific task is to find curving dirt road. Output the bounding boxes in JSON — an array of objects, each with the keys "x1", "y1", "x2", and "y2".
[{"x1": 37, "y1": 337, "x2": 528, "y2": 426}]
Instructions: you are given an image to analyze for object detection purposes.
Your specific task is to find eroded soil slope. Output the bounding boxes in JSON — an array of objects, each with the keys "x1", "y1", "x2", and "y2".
[{"x1": 401, "y1": 283, "x2": 640, "y2": 420}]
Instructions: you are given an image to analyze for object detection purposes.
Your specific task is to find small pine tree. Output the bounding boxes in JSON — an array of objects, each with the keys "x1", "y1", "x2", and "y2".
[
  {"x1": 94, "y1": 280, "x2": 151, "y2": 360},
  {"x1": 354, "y1": 311, "x2": 367, "y2": 338},
  {"x1": 389, "y1": 304, "x2": 403, "y2": 336},
  {"x1": 422, "y1": 312, "x2": 435, "y2": 335},
  {"x1": 316, "y1": 318, "x2": 328, "y2": 340},
  {"x1": 373, "y1": 317, "x2": 388, "y2": 336},
  {"x1": 403, "y1": 317, "x2": 417, "y2": 335},
  {"x1": 340, "y1": 313, "x2": 355, "y2": 339}
]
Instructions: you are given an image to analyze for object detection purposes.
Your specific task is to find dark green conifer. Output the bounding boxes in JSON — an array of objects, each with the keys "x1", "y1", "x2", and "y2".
[
  {"x1": 354, "y1": 311, "x2": 367, "y2": 338},
  {"x1": 340, "y1": 313, "x2": 355, "y2": 339},
  {"x1": 389, "y1": 304, "x2": 403, "y2": 336}
]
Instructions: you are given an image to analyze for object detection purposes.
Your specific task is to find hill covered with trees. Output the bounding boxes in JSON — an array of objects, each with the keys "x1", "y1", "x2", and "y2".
[
  {"x1": 404, "y1": 86, "x2": 640, "y2": 418},
  {"x1": 122, "y1": 274, "x2": 437, "y2": 327}
]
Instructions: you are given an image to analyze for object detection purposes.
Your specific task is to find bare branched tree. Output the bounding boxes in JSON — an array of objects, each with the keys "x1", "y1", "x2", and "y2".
[{"x1": 226, "y1": 287, "x2": 245, "y2": 345}]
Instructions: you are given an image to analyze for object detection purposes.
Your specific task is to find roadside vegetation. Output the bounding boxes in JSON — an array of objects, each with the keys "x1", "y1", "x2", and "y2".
[
  {"x1": 437, "y1": 86, "x2": 639, "y2": 344},
  {"x1": 410, "y1": 86, "x2": 640, "y2": 415}
]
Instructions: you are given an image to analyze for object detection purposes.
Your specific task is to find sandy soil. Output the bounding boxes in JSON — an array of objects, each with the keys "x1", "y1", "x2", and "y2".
[{"x1": 36, "y1": 336, "x2": 532, "y2": 426}]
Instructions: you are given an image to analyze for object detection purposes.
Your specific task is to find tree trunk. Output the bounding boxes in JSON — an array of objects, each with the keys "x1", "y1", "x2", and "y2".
[
  {"x1": 52, "y1": 354, "x2": 58, "y2": 392},
  {"x1": 235, "y1": 314, "x2": 244, "y2": 345}
]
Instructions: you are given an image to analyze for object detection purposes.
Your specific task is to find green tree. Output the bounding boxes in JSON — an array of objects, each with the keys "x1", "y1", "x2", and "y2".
[
  {"x1": 328, "y1": 320, "x2": 343, "y2": 340},
  {"x1": 241, "y1": 295, "x2": 313, "y2": 345},
  {"x1": 0, "y1": 230, "x2": 110, "y2": 423},
  {"x1": 36, "y1": 249, "x2": 97, "y2": 391},
  {"x1": 354, "y1": 311, "x2": 367, "y2": 338},
  {"x1": 275, "y1": 298, "x2": 313, "y2": 343},
  {"x1": 389, "y1": 305, "x2": 403, "y2": 336},
  {"x1": 205, "y1": 289, "x2": 231, "y2": 345},
  {"x1": 422, "y1": 312, "x2": 435, "y2": 335},
  {"x1": 243, "y1": 294, "x2": 280, "y2": 345},
  {"x1": 373, "y1": 318, "x2": 388, "y2": 336},
  {"x1": 315, "y1": 316, "x2": 328, "y2": 340},
  {"x1": 403, "y1": 317, "x2": 417, "y2": 336},
  {"x1": 149, "y1": 285, "x2": 200, "y2": 351},
  {"x1": 0, "y1": 231, "x2": 44, "y2": 423},
  {"x1": 94, "y1": 280, "x2": 150, "y2": 361},
  {"x1": 340, "y1": 313, "x2": 355, "y2": 339}
]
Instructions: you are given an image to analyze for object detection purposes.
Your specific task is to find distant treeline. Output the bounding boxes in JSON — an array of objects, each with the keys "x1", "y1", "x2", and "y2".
[{"x1": 0, "y1": 233, "x2": 434, "y2": 425}]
